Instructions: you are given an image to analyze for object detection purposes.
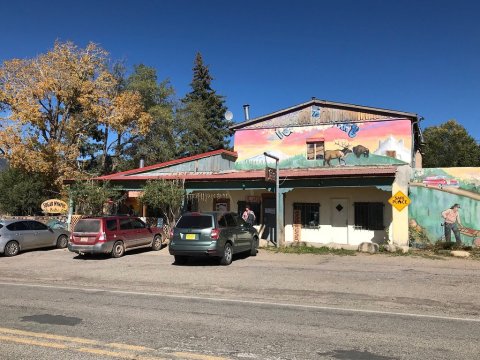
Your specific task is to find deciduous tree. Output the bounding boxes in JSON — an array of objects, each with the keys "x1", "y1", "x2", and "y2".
[{"x1": 422, "y1": 120, "x2": 480, "y2": 167}]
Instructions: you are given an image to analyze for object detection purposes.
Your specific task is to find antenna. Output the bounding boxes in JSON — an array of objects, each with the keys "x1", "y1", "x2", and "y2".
[{"x1": 224, "y1": 110, "x2": 233, "y2": 121}]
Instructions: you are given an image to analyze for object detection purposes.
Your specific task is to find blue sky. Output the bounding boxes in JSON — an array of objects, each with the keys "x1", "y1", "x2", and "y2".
[{"x1": 1, "y1": 0, "x2": 479, "y2": 141}]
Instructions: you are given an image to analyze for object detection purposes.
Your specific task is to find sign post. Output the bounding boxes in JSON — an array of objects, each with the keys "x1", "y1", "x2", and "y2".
[{"x1": 264, "y1": 152, "x2": 280, "y2": 248}]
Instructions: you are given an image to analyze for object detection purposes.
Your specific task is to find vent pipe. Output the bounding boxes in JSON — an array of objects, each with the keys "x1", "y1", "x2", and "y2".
[
  {"x1": 243, "y1": 104, "x2": 250, "y2": 121},
  {"x1": 139, "y1": 158, "x2": 145, "y2": 168}
]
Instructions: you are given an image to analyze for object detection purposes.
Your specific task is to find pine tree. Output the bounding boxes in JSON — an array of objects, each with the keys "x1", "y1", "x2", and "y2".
[{"x1": 179, "y1": 53, "x2": 232, "y2": 156}]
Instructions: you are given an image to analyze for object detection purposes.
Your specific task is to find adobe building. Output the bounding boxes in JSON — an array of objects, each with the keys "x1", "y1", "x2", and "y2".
[{"x1": 95, "y1": 98, "x2": 424, "y2": 247}]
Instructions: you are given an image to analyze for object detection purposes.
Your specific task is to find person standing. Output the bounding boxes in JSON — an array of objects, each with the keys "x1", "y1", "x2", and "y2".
[
  {"x1": 441, "y1": 203, "x2": 463, "y2": 245},
  {"x1": 242, "y1": 205, "x2": 256, "y2": 226}
]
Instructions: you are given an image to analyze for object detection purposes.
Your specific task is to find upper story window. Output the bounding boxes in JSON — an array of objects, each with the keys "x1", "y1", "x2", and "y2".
[{"x1": 306, "y1": 138, "x2": 324, "y2": 160}]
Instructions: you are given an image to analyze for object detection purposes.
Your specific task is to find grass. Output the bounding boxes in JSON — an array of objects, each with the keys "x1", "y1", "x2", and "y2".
[{"x1": 263, "y1": 245, "x2": 356, "y2": 256}]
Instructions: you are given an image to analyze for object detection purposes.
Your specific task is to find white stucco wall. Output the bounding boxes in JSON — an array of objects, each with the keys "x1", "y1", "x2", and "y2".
[{"x1": 284, "y1": 187, "x2": 392, "y2": 245}]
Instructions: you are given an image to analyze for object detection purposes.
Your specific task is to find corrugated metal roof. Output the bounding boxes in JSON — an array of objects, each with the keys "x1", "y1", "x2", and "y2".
[{"x1": 101, "y1": 166, "x2": 397, "y2": 181}]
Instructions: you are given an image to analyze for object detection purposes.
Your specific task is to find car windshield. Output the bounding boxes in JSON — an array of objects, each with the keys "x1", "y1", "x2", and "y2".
[
  {"x1": 176, "y1": 215, "x2": 213, "y2": 229},
  {"x1": 74, "y1": 219, "x2": 101, "y2": 233}
]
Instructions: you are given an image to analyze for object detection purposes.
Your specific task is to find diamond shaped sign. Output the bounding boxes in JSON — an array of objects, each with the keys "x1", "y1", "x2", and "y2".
[{"x1": 388, "y1": 191, "x2": 411, "y2": 211}]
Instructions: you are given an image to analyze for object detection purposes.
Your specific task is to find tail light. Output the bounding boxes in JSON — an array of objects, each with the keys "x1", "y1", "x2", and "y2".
[
  {"x1": 169, "y1": 229, "x2": 174, "y2": 239},
  {"x1": 210, "y1": 228, "x2": 220, "y2": 240},
  {"x1": 98, "y1": 232, "x2": 106, "y2": 242}
]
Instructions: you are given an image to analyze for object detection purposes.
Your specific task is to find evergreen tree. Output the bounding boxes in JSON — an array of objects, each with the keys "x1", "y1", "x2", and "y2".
[{"x1": 179, "y1": 53, "x2": 232, "y2": 156}]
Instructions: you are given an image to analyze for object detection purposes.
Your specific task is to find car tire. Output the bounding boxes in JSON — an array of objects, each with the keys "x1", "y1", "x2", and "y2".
[
  {"x1": 4, "y1": 241, "x2": 20, "y2": 257},
  {"x1": 219, "y1": 243, "x2": 233, "y2": 265},
  {"x1": 250, "y1": 237, "x2": 258, "y2": 256},
  {"x1": 111, "y1": 241, "x2": 125, "y2": 258},
  {"x1": 174, "y1": 255, "x2": 188, "y2": 265},
  {"x1": 56, "y1": 235, "x2": 68, "y2": 249},
  {"x1": 151, "y1": 235, "x2": 162, "y2": 251}
]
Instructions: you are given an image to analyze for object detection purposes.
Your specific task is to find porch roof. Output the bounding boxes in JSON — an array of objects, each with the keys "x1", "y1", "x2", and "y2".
[{"x1": 99, "y1": 165, "x2": 397, "y2": 182}]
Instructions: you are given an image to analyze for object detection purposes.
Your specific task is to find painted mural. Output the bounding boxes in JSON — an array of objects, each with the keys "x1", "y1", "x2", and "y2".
[
  {"x1": 234, "y1": 118, "x2": 413, "y2": 170},
  {"x1": 409, "y1": 168, "x2": 480, "y2": 246}
]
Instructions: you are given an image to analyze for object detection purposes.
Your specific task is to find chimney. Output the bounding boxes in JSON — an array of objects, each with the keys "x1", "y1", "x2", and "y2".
[
  {"x1": 139, "y1": 158, "x2": 145, "y2": 168},
  {"x1": 243, "y1": 104, "x2": 250, "y2": 121}
]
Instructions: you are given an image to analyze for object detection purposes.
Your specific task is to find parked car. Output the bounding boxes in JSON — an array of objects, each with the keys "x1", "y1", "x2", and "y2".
[
  {"x1": 422, "y1": 175, "x2": 459, "y2": 188},
  {"x1": 0, "y1": 219, "x2": 70, "y2": 257},
  {"x1": 169, "y1": 211, "x2": 259, "y2": 265},
  {"x1": 46, "y1": 219, "x2": 68, "y2": 230},
  {"x1": 68, "y1": 216, "x2": 163, "y2": 258}
]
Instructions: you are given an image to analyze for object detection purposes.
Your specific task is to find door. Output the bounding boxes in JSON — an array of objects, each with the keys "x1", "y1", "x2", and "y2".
[
  {"x1": 130, "y1": 218, "x2": 151, "y2": 246},
  {"x1": 7, "y1": 221, "x2": 31, "y2": 249},
  {"x1": 118, "y1": 218, "x2": 136, "y2": 248},
  {"x1": 232, "y1": 213, "x2": 251, "y2": 251},
  {"x1": 262, "y1": 197, "x2": 276, "y2": 244},
  {"x1": 331, "y1": 199, "x2": 348, "y2": 243},
  {"x1": 27, "y1": 221, "x2": 53, "y2": 247}
]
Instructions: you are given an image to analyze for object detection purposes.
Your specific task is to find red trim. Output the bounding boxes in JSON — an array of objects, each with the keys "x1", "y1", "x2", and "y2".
[
  {"x1": 95, "y1": 149, "x2": 238, "y2": 180},
  {"x1": 100, "y1": 166, "x2": 397, "y2": 182}
]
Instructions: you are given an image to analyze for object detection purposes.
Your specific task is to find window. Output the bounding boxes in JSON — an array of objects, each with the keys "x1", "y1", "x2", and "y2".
[
  {"x1": 131, "y1": 219, "x2": 146, "y2": 229},
  {"x1": 27, "y1": 221, "x2": 48, "y2": 231},
  {"x1": 74, "y1": 219, "x2": 101, "y2": 233},
  {"x1": 119, "y1": 218, "x2": 133, "y2": 230},
  {"x1": 354, "y1": 202, "x2": 384, "y2": 230},
  {"x1": 306, "y1": 141, "x2": 324, "y2": 160},
  {"x1": 293, "y1": 203, "x2": 320, "y2": 228},
  {"x1": 176, "y1": 215, "x2": 213, "y2": 229},
  {"x1": 6, "y1": 221, "x2": 29, "y2": 231},
  {"x1": 106, "y1": 219, "x2": 118, "y2": 231}
]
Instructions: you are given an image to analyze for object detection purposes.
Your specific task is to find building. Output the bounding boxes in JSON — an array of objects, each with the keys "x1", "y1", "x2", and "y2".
[{"x1": 94, "y1": 99, "x2": 423, "y2": 247}]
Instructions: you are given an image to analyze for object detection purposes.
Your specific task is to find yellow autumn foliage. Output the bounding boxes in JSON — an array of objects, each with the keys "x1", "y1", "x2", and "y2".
[{"x1": 0, "y1": 41, "x2": 152, "y2": 189}]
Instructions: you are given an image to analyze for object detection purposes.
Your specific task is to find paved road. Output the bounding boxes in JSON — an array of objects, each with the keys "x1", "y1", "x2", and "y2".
[{"x1": 0, "y1": 247, "x2": 479, "y2": 359}]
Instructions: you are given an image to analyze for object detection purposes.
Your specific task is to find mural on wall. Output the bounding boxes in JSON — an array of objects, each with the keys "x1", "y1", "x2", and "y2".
[
  {"x1": 409, "y1": 168, "x2": 480, "y2": 246},
  {"x1": 234, "y1": 117, "x2": 413, "y2": 170}
]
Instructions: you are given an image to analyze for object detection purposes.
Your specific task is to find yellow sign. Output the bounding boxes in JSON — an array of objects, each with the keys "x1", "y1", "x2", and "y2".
[
  {"x1": 388, "y1": 191, "x2": 411, "y2": 211},
  {"x1": 41, "y1": 199, "x2": 69, "y2": 214}
]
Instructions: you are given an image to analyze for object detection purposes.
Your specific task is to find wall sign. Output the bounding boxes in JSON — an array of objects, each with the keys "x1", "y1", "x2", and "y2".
[{"x1": 41, "y1": 199, "x2": 69, "y2": 214}]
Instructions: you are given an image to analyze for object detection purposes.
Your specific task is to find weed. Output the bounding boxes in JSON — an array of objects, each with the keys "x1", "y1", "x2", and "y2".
[{"x1": 263, "y1": 245, "x2": 356, "y2": 256}]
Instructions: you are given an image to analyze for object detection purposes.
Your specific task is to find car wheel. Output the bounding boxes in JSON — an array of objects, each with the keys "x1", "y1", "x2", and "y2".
[
  {"x1": 250, "y1": 237, "x2": 258, "y2": 256},
  {"x1": 219, "y1": 243, "x2": 233, "y2": 265},
  {"x1": 4, "y1": 241, "x2": 20, "y2": 257},
  {"x1": 111, "y1": 241, "x2": 125, "y2": 258},
  {"x1": 56, "y1": 235, "x2": 68, "y2": 249},
  {"x1": 174, "y1": 255, "x2": 188, "y2": 265},
  {"x1": 151, "y1": 235, "x2": 162, "y2": 251}
]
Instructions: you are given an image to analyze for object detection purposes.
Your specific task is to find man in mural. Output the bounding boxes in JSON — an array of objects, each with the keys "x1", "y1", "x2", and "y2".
[
  {"x1": 242, "y1": 205, "x2": 256, "y2": 226},
  {"x1": 441, "y1": 204, "x2": 463, "y2": 245}
]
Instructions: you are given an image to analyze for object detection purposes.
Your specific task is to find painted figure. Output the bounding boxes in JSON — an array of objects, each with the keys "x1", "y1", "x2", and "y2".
[
  {"x1": 441, "y1": 203, "x2": 462, "y2": 245},
  {"x1": 242, "y1": 205, "x2": 256, "y2": 226}
]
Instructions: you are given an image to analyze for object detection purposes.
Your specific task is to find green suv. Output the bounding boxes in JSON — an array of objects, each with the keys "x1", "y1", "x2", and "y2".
[{"x1": 169, "y1": 212, "x2": 259, "y2": 265}]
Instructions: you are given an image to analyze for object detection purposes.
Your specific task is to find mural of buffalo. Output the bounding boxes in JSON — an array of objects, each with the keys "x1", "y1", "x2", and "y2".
[{"x1": 352, "y1": 145, "x2": 369, "y2": 158}]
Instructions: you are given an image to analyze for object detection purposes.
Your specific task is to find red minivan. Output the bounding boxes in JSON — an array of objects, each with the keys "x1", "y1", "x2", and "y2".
[{"x1": 68, "y1": 216, "x2": 163, "y2": 258}]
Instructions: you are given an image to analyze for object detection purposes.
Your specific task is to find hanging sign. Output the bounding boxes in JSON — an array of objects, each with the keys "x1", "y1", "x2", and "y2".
[
  {"x1": 41, "y1": 199, "x2": 69, "y2": 214},
  {"x1": 265, "y1": 167, "x2": 276, "y2": 183}
]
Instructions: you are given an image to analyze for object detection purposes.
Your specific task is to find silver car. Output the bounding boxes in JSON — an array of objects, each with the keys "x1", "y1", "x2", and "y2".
[{"x1": 0, "y1": 219, "x2": 70, "y2": 257}]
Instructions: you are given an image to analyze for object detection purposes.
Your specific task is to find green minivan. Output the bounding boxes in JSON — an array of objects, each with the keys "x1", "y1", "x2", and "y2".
[{"x1": 169, "y1": 212, "x2": 258, "y2": 265}]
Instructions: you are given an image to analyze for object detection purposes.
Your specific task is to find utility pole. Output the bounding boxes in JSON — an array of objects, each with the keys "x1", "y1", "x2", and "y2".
[{"x1": 264, "y1": 152, "x2": 280, "y2": 248}]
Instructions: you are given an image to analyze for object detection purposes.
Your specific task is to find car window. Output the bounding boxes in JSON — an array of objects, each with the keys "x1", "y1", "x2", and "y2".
[
  {"x1": 131, "y1": 218, "x2": 146, "y2": 229},
  {"x1": 106, "y1": 219, "x2": 118, "y2": 231},
  {"x1": 119, "y1": 218, "x2": 133, "y2": 230},
  {"x1": 27, "y1": 221, "x2": 49, "y2": 231},
  {"x1": 233, "y1": 214, "x2": 246, "y2": 226},
  {"x1": 6, "y1": 221, "x2": 29, "y2": 231},
  {"x1": 218, "y1": 215, "x2": 227, "y2": 228},
  {"x1": 225, "y1": 213, "x2": 237, "y2": 227},
  {"x1": 75, "y1": 219, "x2": 101, "y2": 233},
  {"x1": 176, "y1": 215, "x2": 213, "y2": 229}
]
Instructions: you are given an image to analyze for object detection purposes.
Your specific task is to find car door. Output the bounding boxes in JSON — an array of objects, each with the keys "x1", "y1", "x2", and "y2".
[
  {"x1": 118, "y1": 218, "x2": 135, "y2": 248},
  {"x1": 6, "y1": 221, "x2": 31, "y2": 249},
  {"x1": 232, "y1": 214, "x2": 252, "y2": 251},
  {"x1": 130, "y1": 218, "x2": 151, "y2": 246},
  {"x1": 224, "y1": 213, "x2": 241, "y2": 252},
  {"x1": 27, "y1": 220, "x2": 53, "y2": 247}
]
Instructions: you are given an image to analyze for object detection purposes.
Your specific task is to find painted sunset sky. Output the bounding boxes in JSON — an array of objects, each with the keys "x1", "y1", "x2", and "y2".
[{"x1": 234, "y1": 119, "x2": 413, "y2": 161}]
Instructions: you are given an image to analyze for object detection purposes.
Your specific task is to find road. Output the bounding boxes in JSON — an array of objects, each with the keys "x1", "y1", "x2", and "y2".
[{"x1": 0, "y1": 247, "x2": 479, "y2": 359}]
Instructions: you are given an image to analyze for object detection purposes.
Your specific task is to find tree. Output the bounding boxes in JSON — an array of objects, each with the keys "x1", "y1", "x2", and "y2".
[
  {"x1": 140, "y1": 179, "x2": 184, "y2": 230},
  {"x1": 178, "y1": 52, "x2": 232, "y2": 156},
  {"x1": 117, "y1": 64, "x2": 176, "y2": 170},
  {"x1": 0, "y1": 168, "x2": 49, "y2": 215},
  {"x1": 422, "y1": 120, "x2": 480, "y2": 167},
  {"x1": 0, "y1": 41, "x2": 152, "y2": 189},
  {"x1": 69, "y1": 180, "x2": 124, "y2": 216}
]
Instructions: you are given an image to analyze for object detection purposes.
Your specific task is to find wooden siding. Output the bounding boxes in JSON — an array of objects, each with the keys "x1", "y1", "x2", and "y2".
[{"x1": 127, "y1": 153, "x2": 235, "y2": 177}]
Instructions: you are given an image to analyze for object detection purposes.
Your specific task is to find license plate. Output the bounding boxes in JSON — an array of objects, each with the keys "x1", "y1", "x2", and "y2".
[
  {"x1": 185, "y1": 234, "x2": 196, "y2": 240},
  {"x1": 80, "y1": 237, "x2": 89, "y2": 242}
]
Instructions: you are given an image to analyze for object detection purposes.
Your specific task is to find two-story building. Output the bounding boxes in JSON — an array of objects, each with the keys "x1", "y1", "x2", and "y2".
[{"x1": 95, "y1": 98, "x2": 423, "y2": 247}]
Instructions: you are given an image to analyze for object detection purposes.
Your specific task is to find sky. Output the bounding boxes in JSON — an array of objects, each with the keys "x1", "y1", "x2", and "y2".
[{"x1": 1, "y1": 0, "x2": 479, "y2": 141}]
